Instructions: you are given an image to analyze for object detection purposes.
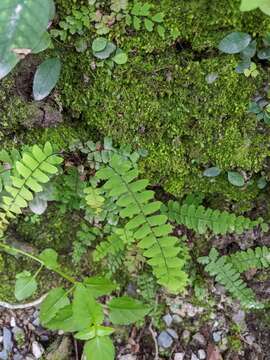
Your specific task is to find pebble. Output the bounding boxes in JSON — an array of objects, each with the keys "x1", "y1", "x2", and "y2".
[
  {"x1": 232, "y1": 310, "x2": 245, "y2": 325},
  {"x1": 172, "y1": 314, "x2": 182, "y2": 324},
  {"x1": 119, "y1": 355, "x2": 137, "y2": 360},
  {"x1": 191, "y1": 353, "x2": 199, "y2": 360},
  {"x1": 157, "y1": 331, "x2": 173, "y2": 349},
  {"x1": 3, "y1": 327, "x2": 13, "y2": 352},
  {"x1": 32, "y1": 341, "x2": 44, "y2": 359},
  {"x1": 198, "y1": 349, "x2": 206, "y2": 359},
  {"x1": 213, "y1": 331, "x2": 222, "y2": 343},
  {"x1": 192, "y1": 333, "x2": 206, "y2": 346},
  {"x1": 0, "y1": 350, "x2": 8, "y2": 360},
  {"x1": 166, "y1": 328, "x2": 178, "y2": 339},
  {"x1": 174, "y1": 353, "x2": 185, "y2": 360},
  {"x1": 205, "y1": 73, "x2": 218, "y2": 84},
  {"x1": 163, "y1": 314, "x2": 173, "y2": 327},
  {"x1": 10, "y1": 317, "x2": 16, "y2": 327}
]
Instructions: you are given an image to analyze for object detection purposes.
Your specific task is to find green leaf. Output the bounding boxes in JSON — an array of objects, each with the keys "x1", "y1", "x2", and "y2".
[
  {"x1": 83, "y1": 277, "x2": 116, "y2": 297},
  {"x1": 73, "y1": 284, "x2": 104, "y2": 329},
  {"x1": 32, "y1": 32, "x2": 52, "y2": 54},
  {"x1": 0, "y1": 0, "x2": 51, "y2": 78},
  {"x1": 228, "y1": 171, "x2": 245, "y2": 187},
  {"x1": 203, "y1": 166, "x2": 221, "y2": 177},
  {"x1": 93, "y1": 42, "x2": 116, "y2": 60},
  {"x1": 84, "y1": 336, "x2": 115, "y2": 360},
  {"x1": 46, "y1": 305, "x2": 77, "y2": 332},
  {"x1": 40, "y1": 287, "x2": 70, "y2": 325},
  {"x1": 257, "y1": 177, "x2": 267, "y2": 189},
  {"x1": 151, "y1": 12, "x2": 164, "y2": 23},
  {"x1": 144, "y1": 18, "x2": 154, "y2": 32},
  {"x1": 257, "y1": 47, "x2": 270, "y2": 59},
  {"x1": 75, "y1": 325, "x2": 114, "y2": 340},
  {"x1": 218, "y1": 32, "x2": 251, "y2": 54},
  {"x1": 157, "y1": 25, "x2": 165, "y2": 39},
  {"x1": 112, "y1": 51, "x2": 128, "y2": 65},
  {"x1": 133, "y1": 16, "x2": 141, "y2": 30},
  {"x1": 39, "y1": 248, "x2": 59, "y2": 269},
  {"x1": 240, "y1": 0, "x2": 259, "y2": 11},
  {"x1": 15, "y1": 272, "x2": 37, "y2": 301},
  {"x1": 260, "y1": 0, "x2": 270, "y2": 15},
  {"x1": 92, "y1": 37, "x2": 108, "y2": 52},
  {"x1": 33, "y1": 58, "x2": 61, "y2": 101},
  {"x1": 0, "y1": 53, "x2": 19, "y2": 79},
  {"x1": 108, "y1": 296, "x2": 150, "y2": 325}
]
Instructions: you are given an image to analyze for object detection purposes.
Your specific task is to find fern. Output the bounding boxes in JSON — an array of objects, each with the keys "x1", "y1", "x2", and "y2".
[
  {"x1": 198, "y1": 248, "x2": 267, "y2": 308},
  {"x1": 0, "y1": 142, "x2": 62, "y2": 235},
  {"x1": 163, "y1": 201, "x2": 263, "y2": 235},
  {"x1": 227, "y1": 246, "x2": 270, "y2": 273},
  {"x1": 96, "y1": 155, "x2": 188, "y2": 293}
]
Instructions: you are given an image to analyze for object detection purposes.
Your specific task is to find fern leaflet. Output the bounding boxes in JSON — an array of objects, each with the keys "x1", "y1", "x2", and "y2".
[
  {"x1": 227, "y1": 246, "x2": 270, "y2": 273},
  {"x1": 163, "y1": 201, "x2": 263, "y2": 235}
]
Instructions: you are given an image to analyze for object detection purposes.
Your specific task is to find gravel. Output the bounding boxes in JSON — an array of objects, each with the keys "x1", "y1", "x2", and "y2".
[{"x1": 157, "y1": 331, "x2": 174, "y2": 348}]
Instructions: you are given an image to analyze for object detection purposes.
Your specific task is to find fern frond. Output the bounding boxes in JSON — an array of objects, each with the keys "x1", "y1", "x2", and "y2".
[
  {"x1": 163, "y1": 201, "x2": 263, "y2": 235},
  {"x1": 96, "y1": 155, "x2": 188, "y2": 293},
  {"x1": 228, "y1": 246, "x2": 270, "y2": 273},
  {"x1": 0, "y1": 142, "x2": 62, "y2": 230},
  {"x1": 84, "y1": 187, "x2": 105, "y2": 214},
  {"x1": 198, "y1": 248, "x2": 263, "y2": 309}
]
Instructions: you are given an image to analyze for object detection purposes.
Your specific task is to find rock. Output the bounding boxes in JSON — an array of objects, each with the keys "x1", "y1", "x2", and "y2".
[
  {"x1": 181, "y1": 330, "x2": 191, "y2": 343},
  {"x1": 166, "y1": 329, "x2": 178, "y2": 339},
  {"x1": 191, "y1": 353, "x2": 199, "y2": 360},
  {"x1": 205, "y1": 73, "x2": 218, "y2": 84},
  {"x1": 32, "y1": 341, "x2": 44, "y2": 359},
  {"x1": 119, "y1": 355, "x2": 137, "y2": 360},
  {"x1": 198, "y1": 349, "x2": 206, "y2": 359},
  {"x1": 172, "y1": 314, "x2": 182, "y2": 324},
  {"x1": 163, "y1": 314, "x2": 173, "y2": 327},
  {"x1": 245, "y1": 335, "x2": 255, "y2": 346},
  {"x1": 3, "y1": 327, "x2": 13, "y2": 352},
  {"x1": 192, "y1": 333, "x2": 206, "y2": 346},
  {"x1": 213, "y1": 331, "x2": 222, "y2": 343},
  {"x1": 46, "y1": 337, "x2": 72, "y2": 360},
  {"x1": 232, "y1": 310, "x2": 245, "y2": 325},
  {"x1": 0, "y1": 350, "x2": 8, "y2": 360},
  {"x1": 13, "y1": 354, "x2": 24, "y2": 360},
  {"x1": 174, "y1": 353, "x2": 185, "y2": 360},
  {"x1": 12, "y1": 327, "x2": 25, "y2": 347},
  {"x1": 10, "y1": 317, "x2": 16, "y2": 327},
  {"x1": 157, "y1": 331, "x2": 173, "y2": 349}
]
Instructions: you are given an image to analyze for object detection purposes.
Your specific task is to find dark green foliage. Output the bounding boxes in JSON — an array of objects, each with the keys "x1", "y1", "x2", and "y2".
[
  {"x1": 72, "y1": 223, "x2": 101, "y2": 264},
  {"x1": 163, "y1": 201, "x2": 263, "y2": 235},
  {"x1": 227, "y1": 246, "x2": 270, "y2": 273}
]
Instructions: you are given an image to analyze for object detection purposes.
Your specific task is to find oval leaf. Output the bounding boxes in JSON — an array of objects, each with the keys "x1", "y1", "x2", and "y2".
[
  {"x1": 218, "y1": 32, "x2": 251, "y2": 54},
  {"x1": 228, "y1": 171, "x2": 245, "y2": 187},
  {"x1": 84, "y1": 336, "x2": 115, "y2": 360},
  {"x1": 15, "y1": 273, "x2": 37, "y2": 301},
  {"x1": 83, "y1": 277, "x2": 116, "y2": 297},
  {"x1": 108, "y1": 296, "x2": 150, "y2": 325},
  {"x1": 92, "y1": 37, "x2": 108, "y2": 52},
  {"x1": 93, "y1": 42, "x2": 116, "y2": 60},
  {"x1": 203, "y1": 167, "x2": 221, "y2": 178},
  {"x1": 112, "y1": 51, "x2": 128, "y2": 65},
  {"x1": 33, "y1": 58, "x2": 61, "y2": 101},
  {"x1": 40, "y1": 287, "x2": 70, "y2": 325},
  {"x1": 39, "y1": 248, "x2": 59, "y2": 269}
]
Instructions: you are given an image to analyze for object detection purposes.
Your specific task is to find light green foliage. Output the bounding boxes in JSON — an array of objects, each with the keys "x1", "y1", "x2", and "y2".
[
  {"x1": 15, "y1": 270, "x2": 38, "y2": 301},
  {"x1": 198, "y1": 247, "x2": 270, "y2": 308},
  {"x1": 163, "y1": 201, "x2": 264, "y2": 235},
  {"x1": 240, "y1": 0, "x2": 270, "y2": 15},
  {"x1": 96, "y1": 155, "x2": 188, "y2": 293},
  {"x1": 0, "y1": 0, "x2": 52, "y2": 79},
  {"x1": 0, "y1": 142, "x2": 62, "y2": 236}
]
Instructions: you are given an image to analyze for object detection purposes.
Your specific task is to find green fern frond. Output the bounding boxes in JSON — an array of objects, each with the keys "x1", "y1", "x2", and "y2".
[
  {"x1": 0, "y1": 142, "x2": 62, "y2": 228},
  {"x1": 84, "y1": 187, "x2": 105, "y2": 214},
  {"x1": 198, "y1": 248, "x2": 263, "y2": 309},
  {"x1": 163, "y1": 201, "x2": 263, "y2": 235},
  {"x1": 96, "y1": 155, "x2": 188, "y2": 293},
  {"x1": 228, "y1": 246, "x2": 270, "y2": 273}
]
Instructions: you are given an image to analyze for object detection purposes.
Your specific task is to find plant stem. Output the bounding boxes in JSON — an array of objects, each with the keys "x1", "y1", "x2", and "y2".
[{"x1": 0, "y1": 242, "x2": 76, "y2": 284}]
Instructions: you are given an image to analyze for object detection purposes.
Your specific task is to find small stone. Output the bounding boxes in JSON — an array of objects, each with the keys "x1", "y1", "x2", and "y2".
[
  {"x1": 0, "y1": 350, "x2": 8, "y2": 360},
  {"x1": 32, "y1": 341, "x2": 44, "y2": 359},
  {"x1": 213, "y1": 331, "x2": 222, "y2": 343},
  {"x1": 198, "y1": 349, "x2": 206, "y2": 359},
  {"x1": 0, "y1": 336, "x2": 3, "y2": 343},
  {"x1": 119, "y1": 355, "x2": 136, "y2": 360},
  {"x1": 10, "y1": 317, "x2": 16, "y2": 327},
  {"x1": 191, "y1": 353, "x2": 199, "y2": 360},
  {"x1": 245, "y1": 335, "x2": 255, "y2": 346},
  {"x1": 174, "y1": 353, "x2": 185, "y2": 360},
  {"x1": 3, "y1": 327, "x2": 13, "y2": 352},
  {"x1": 157, "y1": 331, "x2": 173, "y2": 349},
  {"x1": 166, "y1": 329, "x2": 178, "y2": 339},
  {"x1": 163, "y1": 314, "x2": 173, "y2": 327},
  {"x1": 205, "y1": 73, "x2": 218, "y2": 84},
  {"x1": 181, "y1": 330, "x2": 191, "y2": 343},
  {"x1": 192, "y1": 333, "x2": 206, "y2": 346},
  {"x1": 232, "y1": 310, "x2": 245, "y2": 325},
  {"x1": 172, "y1": 314, "x2": 182, "y2": 324}
]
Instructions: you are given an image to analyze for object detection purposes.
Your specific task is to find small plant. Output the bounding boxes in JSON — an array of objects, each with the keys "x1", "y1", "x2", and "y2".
[
  {"x1": 240, "y1": 0, "x2": 270, "y2": 15},
  {"x1": 126, "y1": 1, "x2": 166, "y2": 38},
  {"x1": 92, "y1": 37, "x2": 128, "y2": 65}
]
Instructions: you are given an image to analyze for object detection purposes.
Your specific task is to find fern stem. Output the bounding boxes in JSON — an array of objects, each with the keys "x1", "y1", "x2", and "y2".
[{"x1": 0, "y1": 242, "x2": 76, "y2": 284}]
